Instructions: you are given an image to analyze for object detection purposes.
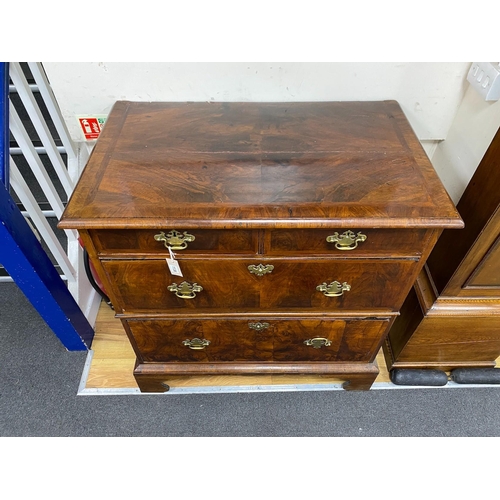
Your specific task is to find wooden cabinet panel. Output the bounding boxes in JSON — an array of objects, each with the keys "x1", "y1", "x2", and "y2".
[
  {"x1": 465, "y1": 235, "x2": 500, "y2": 288},
  {"x1": 125, "y1": 317, "x2": 390, "y2": 363},
  {"x1": 384, "y1": 127, "x2": 500, "y2": 371},
  {"x1": 394, "y1": 316, "x2": 500, "y2": 364}
]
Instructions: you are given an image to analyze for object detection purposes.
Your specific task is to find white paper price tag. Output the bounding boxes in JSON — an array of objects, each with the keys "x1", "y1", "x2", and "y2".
[
  {"x1": 166, "y1": 247, "x2": 183, "y2": 276},
  {"x1": 166, "y1": 258, "x2": 183, "y2": 276}
]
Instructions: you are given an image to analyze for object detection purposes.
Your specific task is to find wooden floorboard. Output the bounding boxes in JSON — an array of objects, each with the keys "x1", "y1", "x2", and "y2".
[{"x1": 84, "y1": 301, "x2": 393, "y2": 391}]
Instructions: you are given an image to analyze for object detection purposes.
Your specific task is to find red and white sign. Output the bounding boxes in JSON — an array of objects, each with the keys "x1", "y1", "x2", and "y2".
[{"x1": 78, "y1": 118, "x2": 102, "y2": 140}]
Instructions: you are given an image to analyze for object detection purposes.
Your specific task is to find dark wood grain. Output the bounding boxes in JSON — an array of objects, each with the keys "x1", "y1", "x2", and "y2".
[
  {"x1": 125, "y1": 317, "x2": 389, "y2": 363},
  {"x1": 101, "y1": 258, "x2": 417, "y2": 313},
  {"x1": 59, "y1": 101, "x2": 462, "y2": 230}
]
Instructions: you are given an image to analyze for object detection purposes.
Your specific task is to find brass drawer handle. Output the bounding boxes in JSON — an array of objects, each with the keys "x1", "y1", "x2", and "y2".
[
  {"x1": 316, "y1": 281, "x2": 351, "y2": 297},
  {"x1": 248, "y1": 322, "x2": 270, "y2": 331},
  {"x1": 182, "y1": 338, "x2": 210, "y2": 350},
  {"x1": 168, "y1": 281, "x2": 203, "y2": 299},
  {"x1": 304, "y1": 338, "x2": 332, "y2": 349},
  {"x1": 248, "y1": 264, "x2": 274, "y2": 276},
  {"x1": 326, "y1": 230, "x2": 367, "y2": 250},
  {"x1": 154, "y1": 230, "x2": 195, "y2": 250}
]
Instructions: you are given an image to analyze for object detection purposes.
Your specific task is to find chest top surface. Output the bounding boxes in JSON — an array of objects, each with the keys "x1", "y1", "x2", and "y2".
[{"x1": 59, "y1": 100, "x2": 462, "y2": 230}]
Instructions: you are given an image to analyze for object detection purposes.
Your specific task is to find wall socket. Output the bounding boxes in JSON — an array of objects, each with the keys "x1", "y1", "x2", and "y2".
[{"x1": 467, "y1": 62, "x2": 500, "y2": 101}]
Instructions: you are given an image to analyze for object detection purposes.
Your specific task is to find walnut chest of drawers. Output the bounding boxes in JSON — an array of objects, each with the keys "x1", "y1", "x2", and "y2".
[{"x1": 59, "y1": 101, "x2": 463, "y2": 392}]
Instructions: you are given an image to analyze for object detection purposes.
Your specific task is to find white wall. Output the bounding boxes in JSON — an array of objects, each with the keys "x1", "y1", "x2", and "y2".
[
  {"x1": 44, "y1": 62, "x2": 500, "y2": 203},
  {"x1": 44, "y1": 62, "x2": 470, "y2": 143},
  {"x1": 431, "y1": 84, "x2": 500, "y2": 203}
]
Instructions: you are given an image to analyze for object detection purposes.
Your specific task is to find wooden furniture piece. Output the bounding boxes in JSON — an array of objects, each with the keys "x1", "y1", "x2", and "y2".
[
  {"x1": 59, "y1": 101, "x2": 462, "y2": 392},
  {"x1": 384, "y1": 127, "x2": 500, "y2": 372}
]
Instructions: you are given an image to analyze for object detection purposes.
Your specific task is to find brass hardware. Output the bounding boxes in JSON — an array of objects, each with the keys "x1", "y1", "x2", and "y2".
[
  {"x1": 168, "y1": 281, "x2": 203, "y2": 299},
  {"x1": 248, "y1": 322, "x2": 270, "y2": 331},
  {"x1": 248, "y1": 264, "x2": 274, "y2": 276},
  {"x1": 316, "y1": 281, "x2": 351, "y2": 297},
  {"x1": 154, "y1": 230, "x2": 195, "y2": 250},
  {"x1": 326, "y1": 230, "x2": 367, "y2": 250},
  {"x1": 182, "y1": 338, "x2": 210, "y2": 350},
  {"x1": 304, "y1": 338, "x2": 332, "y2": 349}
]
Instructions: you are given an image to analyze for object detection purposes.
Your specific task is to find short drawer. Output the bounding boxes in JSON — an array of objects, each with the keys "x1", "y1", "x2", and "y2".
[
  {"x1": 101, "y1": 258, "x2": 417, "y2": 313},
  {"x1": 267, "y1": 228, "x2": 429, "y2": 257},
  {"x1": 125, "y1": 317, "x2": 390, "y2": 363},
  {"x1": 90, "y1": 228, "x2": 258, "y2": 255}
]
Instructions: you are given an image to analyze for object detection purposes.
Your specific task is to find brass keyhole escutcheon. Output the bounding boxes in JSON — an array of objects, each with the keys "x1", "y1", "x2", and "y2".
[
  {"x1": 248, "y1": 264, "x2": 274, "y2": 276},
  {"x1": 154, "y1": 230, "x2": 195, "y2": 250},
  {"x1": 182, "y1": 338, "x2": 210, "y2": 350},
  {"x1": 316, "y1": 281, "x2": 351, "y2": 297},
  {"x1": 304, "y1": 338, "x2": 332, "y2": 349},
  {"x1": 168, "y1": 281, "x2": 203, "y2": 299},
  {"x1": 326, "y1": 230, "x2": 367, "y2": 250},
  {"x1": 248, "y1": 322, "x2": 270, "y2": 331}
]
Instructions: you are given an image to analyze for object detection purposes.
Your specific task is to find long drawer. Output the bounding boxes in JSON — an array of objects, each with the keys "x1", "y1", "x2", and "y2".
[
  {"x1": 102, "y1": 258, "x2": 417, "y2": 313},
  {"x1": 124, "y1": 317, "x2": 391, "y2": 363}
]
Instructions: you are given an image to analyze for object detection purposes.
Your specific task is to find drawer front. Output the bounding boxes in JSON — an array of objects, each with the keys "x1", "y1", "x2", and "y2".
[
  {"x1": 102, "y1": 258, "x2": 417, "y2": 313},
  {"x1": 267, "y1": 229, "x2": 429, "y2": 257},
  {"x1": 125, "y1": 317, "x2": 390, "y2": 363},
  {"x1": 90, "y1": 229, "x2": 258, "y2": 255},
  {"x1": 103, "y1": 259, "x2": 261, "y2": 311}
]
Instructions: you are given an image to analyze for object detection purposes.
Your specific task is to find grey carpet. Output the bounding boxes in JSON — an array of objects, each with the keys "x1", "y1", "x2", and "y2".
[{"x1": 1, "y1": 281, "x2": 500, "y2": 437}]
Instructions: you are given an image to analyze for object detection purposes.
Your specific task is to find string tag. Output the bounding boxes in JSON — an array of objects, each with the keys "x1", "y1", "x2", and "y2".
[{"x1": 166, "y1": 247, "x2": 183, "y2": 277}]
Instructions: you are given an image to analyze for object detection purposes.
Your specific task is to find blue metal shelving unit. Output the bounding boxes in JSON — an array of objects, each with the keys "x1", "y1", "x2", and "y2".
[{"x1": 0, "y1": 62, "x2": 93, "y2": 350}]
